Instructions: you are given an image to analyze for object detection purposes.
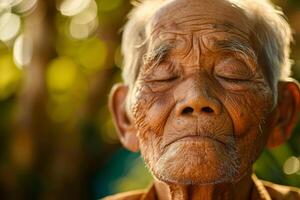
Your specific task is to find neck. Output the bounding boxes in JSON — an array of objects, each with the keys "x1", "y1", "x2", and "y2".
[{"x1": 154, "y1": 172, "x2": 253, "y2": 200}]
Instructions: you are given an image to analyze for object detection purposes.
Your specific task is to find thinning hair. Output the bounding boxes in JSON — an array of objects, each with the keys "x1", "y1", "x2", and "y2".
[{"x1": 121, "y1": 0, "x2": 293, "y2": 94}]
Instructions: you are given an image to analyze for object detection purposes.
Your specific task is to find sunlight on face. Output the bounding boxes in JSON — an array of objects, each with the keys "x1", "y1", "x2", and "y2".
[{"x1": 129, "y1": 0, "x2": 274, "y2": 185}]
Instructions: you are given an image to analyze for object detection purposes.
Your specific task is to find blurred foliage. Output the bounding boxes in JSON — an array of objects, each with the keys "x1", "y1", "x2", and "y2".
[{"x1": 0, "y1": 0, "x2": 299, "y2": 199}]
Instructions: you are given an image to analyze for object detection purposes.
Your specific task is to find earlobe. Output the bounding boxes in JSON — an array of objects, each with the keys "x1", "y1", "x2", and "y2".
[
  {"x1": 109, "y1": 83, "x2": 139, "y2": 152},
  {"x1": 267, "y1": 80, "x2": 300, "y2": 148}
]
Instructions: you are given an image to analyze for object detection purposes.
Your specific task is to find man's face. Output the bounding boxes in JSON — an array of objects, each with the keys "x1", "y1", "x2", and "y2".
[{"x1": 129, "y1": 0, "x2": 274, "y2": 185}]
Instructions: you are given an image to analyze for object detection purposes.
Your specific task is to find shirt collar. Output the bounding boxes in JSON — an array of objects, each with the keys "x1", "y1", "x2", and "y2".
[
  {"x1": 251, "y1": 174, "x2": 272, "y2": 200},
  {"x1": 141, "y1": 174, "x2": 272, "y2": 200}
]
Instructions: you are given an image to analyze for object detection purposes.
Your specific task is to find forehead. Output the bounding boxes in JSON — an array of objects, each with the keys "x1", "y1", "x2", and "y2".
[{"x1": 147, "y1": 0, "x2": 252, "y2": 42}]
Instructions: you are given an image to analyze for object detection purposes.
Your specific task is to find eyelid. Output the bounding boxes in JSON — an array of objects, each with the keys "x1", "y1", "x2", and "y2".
[
  {"x1": 231, "y1": 55, "x2": 257, "y2": 76},
  {"x1": 216, "y1": 75, "x2": 251, "y2": 82},
  {"x1": 150, "y1": 76, "x2": 179, "y2": 82},
  {"x1": 215, "y1": 58, "x2": 254, "y2": 79},
  {"x1": 142, "y1": 61, "x2": 180, "y2": 82},
  {"x1": 217, "y1": 52, "x2": 256, "y2": 70},
  {"x1": 216, "y1": 71, "x2": 253, "y2": 80}
]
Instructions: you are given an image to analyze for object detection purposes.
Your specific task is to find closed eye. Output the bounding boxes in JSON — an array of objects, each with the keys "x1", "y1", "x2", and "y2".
[
  {"x1": 152, "y1": 76, "x2": 179, "y2": 82},
  {"x1": 217, "y1": 75, "x2": 250, "y2": 83}
]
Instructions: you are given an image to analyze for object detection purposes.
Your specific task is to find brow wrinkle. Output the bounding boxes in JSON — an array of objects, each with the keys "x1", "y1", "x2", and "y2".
[
  {"x1": 196, "y1": 33, "x2": 201, "y2": 65},
  {"x1": 200, "y1": 36, "x2": 213, "y2": 54},
  {"x1": 150, "y1": 28, "x2": 250, "y2": 47},
  {"x1": 180, "y1": 35, "x2": 194, "y2": 61},
  {"x1": 151, "y1": 14, "x2": 249, "y2": 39}
]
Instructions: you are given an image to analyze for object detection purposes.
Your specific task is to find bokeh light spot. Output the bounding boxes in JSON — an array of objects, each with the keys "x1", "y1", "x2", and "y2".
[
  {"x1": 7, "y1": 0, "x2": 22, "y2": 7},
  {"x1": 13, "y1": 34, "x2": 32, "y2": 68},
  {"x1": 0, "y1": 2, "x2": 11, "y2": 14},
  {"x1": 46, "y1": 57, "x2": 78, "y2": 92},
  {"x1": 60, "y1": 0, "x2": 91, "y2": 16},
  {"x1": 14, "y1": 0, "x2": 38, "y2": 15},
  {"x1": 69, "y1": 20, "x2": 90, "y2": 40},
  {"x1": 0, "y1": 53, "x2": 21, "y2": 100},
  {"x1": 69, "y1": 16, "x2": 98, "y2": 40},
  {"x1": 0, "y1": 0, "x2": 12, "y2": 8},
  {"x1": 72, "y1": 0, "x2": 97, "y2": 25},
  {"x1": 78, "y1": 38, "x2": 107, "y2": 71},
  {"x1": 0, "y1": 12, "x2": 20, "y2": 42},
  {"x1": 283, "y1": 156, "x2": 300, "y2": 175}
]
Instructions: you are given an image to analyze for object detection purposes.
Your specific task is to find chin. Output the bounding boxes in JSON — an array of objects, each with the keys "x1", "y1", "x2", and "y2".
[{"x1": 149, "y1": 140, "x2": 240, "y2": 185}]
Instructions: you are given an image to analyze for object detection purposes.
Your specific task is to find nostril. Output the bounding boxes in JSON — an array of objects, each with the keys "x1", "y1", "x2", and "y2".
[
  {"x1": 202, "y1": 106, "x2": 214, "y2": 113},
  {"x1": 182, "y1": 107, "x2": 194, "y2": 114}
]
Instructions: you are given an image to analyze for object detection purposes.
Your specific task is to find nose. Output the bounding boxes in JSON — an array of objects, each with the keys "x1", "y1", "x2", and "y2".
[{"x1": 176, "y1": 84, "x2": 222, "y2": 117}]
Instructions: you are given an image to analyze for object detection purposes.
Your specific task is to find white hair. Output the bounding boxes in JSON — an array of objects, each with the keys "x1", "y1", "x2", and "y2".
[
  {"x1": 228, "y1": 0, "x2": 293, "y2": 94},
  {"x1": 121, "y1": 0, "x2": 293, "y2": 93}
]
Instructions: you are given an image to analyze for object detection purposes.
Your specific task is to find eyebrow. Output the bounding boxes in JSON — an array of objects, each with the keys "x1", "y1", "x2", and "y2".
[
  {"x1": 143, "y1": 43, "x2": 173, "y2": 67},
  {"x1": 214, "y1": 37, "x2": 258, "y2": 69},
  {"x1": 142, "y1": 37, "x2": 258, "y2": 71}
]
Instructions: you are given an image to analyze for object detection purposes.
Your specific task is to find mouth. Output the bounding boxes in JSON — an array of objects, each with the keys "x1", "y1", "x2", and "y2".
[{"x1": 165, "y1": 133, "x2": 229, "y2": 147}]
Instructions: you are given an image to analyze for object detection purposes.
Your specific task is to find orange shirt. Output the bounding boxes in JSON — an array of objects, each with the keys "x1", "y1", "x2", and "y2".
[{"x1": 102, "y1": 175, "x2": 300, "y2": 200}]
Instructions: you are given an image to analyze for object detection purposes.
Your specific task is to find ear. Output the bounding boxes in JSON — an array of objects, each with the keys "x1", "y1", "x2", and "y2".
[
  {"x1": 267, "y1": 80, "x2": 300, "y2": 148},
  {"x1": 109, "y1": 83, "x2": 139, "y2": 152}
]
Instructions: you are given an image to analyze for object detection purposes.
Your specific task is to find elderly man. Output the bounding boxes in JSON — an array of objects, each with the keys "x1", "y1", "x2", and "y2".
[{"x1": 105, "y1": 0, "x2": 300, "y2": 199}]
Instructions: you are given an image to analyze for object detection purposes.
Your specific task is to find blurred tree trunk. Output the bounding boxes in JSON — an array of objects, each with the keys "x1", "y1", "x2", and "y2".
[
  {"x1": 1, "y1": 1, "x2": 132, "y2": 199},
  {"x1": 6, "y1": 0, "x2": 58, "y2": 199}
]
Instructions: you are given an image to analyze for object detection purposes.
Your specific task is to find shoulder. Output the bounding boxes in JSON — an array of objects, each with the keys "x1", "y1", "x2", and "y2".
[
  {"x1": 261, "y1": 179, "x2": 300, "y2": 199},
  {"x1": 101, "y1": 189, "x2": 146, "y2": 200}
]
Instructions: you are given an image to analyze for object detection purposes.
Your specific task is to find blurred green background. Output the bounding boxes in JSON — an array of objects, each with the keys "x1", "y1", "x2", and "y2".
[{"x1": 0, "y1": 0, "x2": 299, "y2": 199}]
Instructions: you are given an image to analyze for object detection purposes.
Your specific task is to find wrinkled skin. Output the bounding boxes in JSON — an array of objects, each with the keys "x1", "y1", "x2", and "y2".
[
  {"x1": 110, "y1": 0, "x2": 300, "y2": 199},
  {"x1": 131, "y1": 0, "x2": 273, "y2": 185}
]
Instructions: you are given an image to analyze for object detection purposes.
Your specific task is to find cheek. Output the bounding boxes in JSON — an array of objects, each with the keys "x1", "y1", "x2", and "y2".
[
  {"x1": 221, "y1": 86, "x2": 274, "y2": 174},
  {"x1": 223, "y1": 86, "x2": 274, "y2": 137},
  {"x1": 130, "y1": 83, "x2": 176, "y2": 140},
  {"x1": 130, "y1": 84, "x2": 176, "y2": 168}
]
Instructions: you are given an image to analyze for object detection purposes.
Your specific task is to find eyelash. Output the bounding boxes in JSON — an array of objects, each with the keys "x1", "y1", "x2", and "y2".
[
  {"x1": 217, "y1": 75, "x2": 250, "y2": 83},
  {"x1": 152, "y1": 76, "x2": 179, "y2": 83}
]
